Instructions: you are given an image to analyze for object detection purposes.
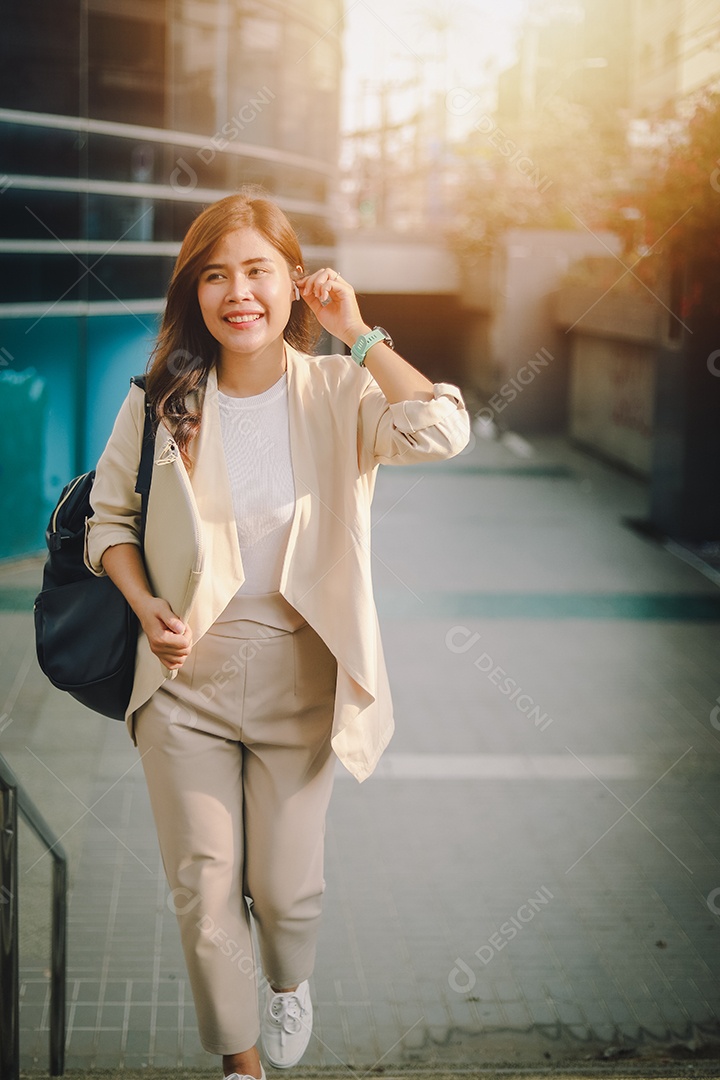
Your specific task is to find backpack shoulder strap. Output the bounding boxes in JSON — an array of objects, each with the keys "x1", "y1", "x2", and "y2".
[{"x1": 130, "y1": 374, "x2": 154, "y2": 537}]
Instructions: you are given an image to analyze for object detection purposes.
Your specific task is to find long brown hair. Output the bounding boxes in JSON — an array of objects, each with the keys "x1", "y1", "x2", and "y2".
[{"x1": 146, "y1": 188, "x2": 318, "y2": 464}]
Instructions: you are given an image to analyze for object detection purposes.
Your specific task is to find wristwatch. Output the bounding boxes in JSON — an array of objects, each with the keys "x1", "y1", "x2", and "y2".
[{"x1": 350, "y1": 326, "x2": 394, "y2": 366}]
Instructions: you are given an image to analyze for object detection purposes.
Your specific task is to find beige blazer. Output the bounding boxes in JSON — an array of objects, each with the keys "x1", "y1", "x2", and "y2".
[{"x1": 85, "y1": 344, "x2": 470, "y2": 781}]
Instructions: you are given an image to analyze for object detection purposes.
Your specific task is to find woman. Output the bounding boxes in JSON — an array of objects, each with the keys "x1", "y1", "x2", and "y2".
[{"x1": 85, "y1": 189, "x2": 469, "y2": 1080}]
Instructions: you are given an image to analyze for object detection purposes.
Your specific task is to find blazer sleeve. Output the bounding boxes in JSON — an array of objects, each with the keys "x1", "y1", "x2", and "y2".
[
  {"x1": 357, "y1": 377, "x2": 471, "y2": 469},
  {"x1": 83, "y1": 385, "x2": 145, "y2": 577}
]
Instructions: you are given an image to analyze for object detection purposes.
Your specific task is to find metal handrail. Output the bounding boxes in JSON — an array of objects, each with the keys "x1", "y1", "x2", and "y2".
[{"x1": 0, "y1": 753, "x2": 66, "y2": 1078}]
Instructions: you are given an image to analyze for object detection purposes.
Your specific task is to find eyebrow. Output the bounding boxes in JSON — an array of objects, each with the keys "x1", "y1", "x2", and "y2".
[{"x1": 200, "y1": 257, "x2": 274, "y2": 272}]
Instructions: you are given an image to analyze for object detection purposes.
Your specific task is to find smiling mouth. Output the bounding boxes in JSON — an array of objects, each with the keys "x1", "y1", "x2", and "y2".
[{"x1": 225, "y1": 313, "x2": 263, "y2": 325}]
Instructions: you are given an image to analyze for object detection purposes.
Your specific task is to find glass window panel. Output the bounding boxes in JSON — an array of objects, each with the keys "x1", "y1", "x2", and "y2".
[
  {"x1": 309, "y1": 37, "x2": 340, "y2": 94},
  {"x1": 87, "y1": 12, "x2": 166, "y2": 127},
  {"x1": 171, "y1": 1, "x2": 220, "y2": 133},
  {"x1": 0, "y1": 254, "x2": 85, "y2": 304},
  {"x1": 0, "y1": 1, "x2": 80, "y2": 116},
  {"x1": 86, "y1": 194, "x2": 155, "y2": 242},
  {"x1": 88, "y1": 255, "x2": 176, "y2": 300},
  {"x1": 1, "y1": 124, "x2": 81, "y2": 178},
  {"x1": 87, "y1": 134, "x2": 161, "y2": 184},
  {"x1": 0, "y1": 190, "x2": 81, "y2": 241}
]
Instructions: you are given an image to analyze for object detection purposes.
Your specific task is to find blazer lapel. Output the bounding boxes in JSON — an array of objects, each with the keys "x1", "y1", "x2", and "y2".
[{"x1": 279, "y1": 344, "x2": 321, "y2": 601}]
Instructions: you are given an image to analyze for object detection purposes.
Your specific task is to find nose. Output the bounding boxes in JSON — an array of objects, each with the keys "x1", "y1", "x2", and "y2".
[{"x1": 225, "y1": 273, "x2": 254, "y2": 302}]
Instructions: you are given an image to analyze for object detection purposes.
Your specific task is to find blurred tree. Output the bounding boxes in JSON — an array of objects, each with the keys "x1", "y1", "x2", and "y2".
[
  {"x1": 448, "y1": 96, "x2": 622, "y2": 258},
  {"x1": 634, "y1": 91, "x2": 720, "y2": 320}
]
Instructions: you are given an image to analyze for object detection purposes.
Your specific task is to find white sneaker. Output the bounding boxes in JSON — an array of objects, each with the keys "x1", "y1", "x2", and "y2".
[
  {"x1": 261, "y1": 979, "x2": 313, "y2": 1068},
  {"x1": 224, "y1": 1069, "x2": 266, "y2": 1080}
]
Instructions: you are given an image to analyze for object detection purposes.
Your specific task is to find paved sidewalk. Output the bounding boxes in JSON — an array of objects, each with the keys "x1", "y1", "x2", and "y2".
[
  {"x1": 2, "y1": 429, "x2": 720, "y2": 1074},
  {"x1": 18, "y1": 1067, "x2": 720, "y2": 1080}
]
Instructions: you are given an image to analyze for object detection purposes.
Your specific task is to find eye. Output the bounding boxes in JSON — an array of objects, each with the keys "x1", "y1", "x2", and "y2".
[
  {"x1": 249, "y1": 266, "x2": 268, "y2": 276},
  {"x1": 204, "y1": 272, "x2": 224, "y2": 282}
]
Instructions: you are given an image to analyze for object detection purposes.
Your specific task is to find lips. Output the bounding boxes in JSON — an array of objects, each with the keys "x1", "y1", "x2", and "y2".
[{"x1": 225, "y1": 312, "x2": 263, "y2": 325}]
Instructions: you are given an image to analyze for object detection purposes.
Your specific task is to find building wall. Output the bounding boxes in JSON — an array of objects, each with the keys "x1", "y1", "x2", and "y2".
[
  {"x1": 332, "y1": 235, "x2": 471, "y2": 385},
  {"x1": 336, "y1": 235, "x2": 460, "y2": 296},
  {"x1": 631, "y1": 0, "x2": 720, "y2": 114},
  {"x1": 678, "y1": 0, "x2": 720, "y2": 100},
  {"x1": 554, "y1": 281, "x2": 681, "y2": 479},
  {"x1": 347, "y1": 294, "x2": 472, "y2": 388},
  {"x1": 484, "y1": 228, "x2": 623, "y2": 434},
  {"x1": 499, "y1": 0, "x2": 720, "y2": 126},
  {"x1": 569, "y1": 336, "x2": 656, "y2": 476},
  {"x1": 497, "y1": 0, "x2": 633, "y2": 127},
  {"x1": 631, "y1": 0, "x2": 682, "y2": 114}
]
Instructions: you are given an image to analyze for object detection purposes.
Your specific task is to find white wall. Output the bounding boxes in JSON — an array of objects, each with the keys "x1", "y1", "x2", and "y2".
[
  {"x1": 489, "y1": 228, "x2": 623, "y2": 432},
  {"x1": 336, "y1": 234, "x2": 459, "y2": 295}
]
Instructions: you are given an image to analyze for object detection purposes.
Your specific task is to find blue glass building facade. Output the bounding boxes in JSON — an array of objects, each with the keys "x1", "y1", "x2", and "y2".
[{"x1": 0, "y1": 0, "x2": 343, "y2": 558}]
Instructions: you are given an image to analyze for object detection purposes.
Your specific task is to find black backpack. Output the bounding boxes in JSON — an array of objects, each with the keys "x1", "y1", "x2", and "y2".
[{"x1": 33, "y1": 375, "x2": 154, "y2": 719}]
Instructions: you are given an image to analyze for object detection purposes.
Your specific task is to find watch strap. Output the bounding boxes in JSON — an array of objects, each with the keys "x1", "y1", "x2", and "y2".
[{"x1": 351, "y1": 327, "x2": 393, "y2": 366}]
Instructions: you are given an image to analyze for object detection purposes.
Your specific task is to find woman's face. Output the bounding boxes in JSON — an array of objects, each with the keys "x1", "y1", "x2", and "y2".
[{"x1": 196, "y1": 227, "x2": 295, "y2": 362}]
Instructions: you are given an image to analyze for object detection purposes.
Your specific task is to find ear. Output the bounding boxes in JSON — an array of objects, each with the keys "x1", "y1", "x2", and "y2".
[{"x1": 292, "y1": 265, "x2": 303, "y2": 302}]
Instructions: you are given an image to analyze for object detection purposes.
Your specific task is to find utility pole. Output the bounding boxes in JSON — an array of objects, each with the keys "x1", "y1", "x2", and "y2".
[{"x1": 345, "y1": 77, "x2": 422, "y2": 231}]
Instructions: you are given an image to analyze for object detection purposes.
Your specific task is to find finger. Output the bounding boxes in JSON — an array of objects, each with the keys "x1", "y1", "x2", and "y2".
[
  {"x1": 159, "y1": 613, "x2": 187, "y2": 635},
  {"x1": 153, "y1": 600, "x2": 186, "y2": 635},
  {"x1": 161, "y1": 636, "x2": 190, "y2": 652},
  {"x1": 157, "y1": 646, "x2": 189, "y2": 666},
  {"x1": 161, "y1": 607, "x2": 185, "y2": 630},
  {"x1": 153, "y1": 630, "x2": 190, "y2": 655},
  {"x1": 320, "y1": 273, "x2": 341, "y2": 305},
  {"x1": 299, "y1": 268, "x2": 343, "y2": 305}
]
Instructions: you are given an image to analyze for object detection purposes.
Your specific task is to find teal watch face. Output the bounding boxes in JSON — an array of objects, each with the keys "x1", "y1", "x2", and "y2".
[{"x1": 374, "y1": 327, "x2": 393, "y2": 349}]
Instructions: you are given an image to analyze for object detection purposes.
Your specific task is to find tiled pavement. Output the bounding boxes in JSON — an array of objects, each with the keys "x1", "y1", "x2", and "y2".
[{"x1": 2, "y1": 429, "x2": 720, "y2": 1074}]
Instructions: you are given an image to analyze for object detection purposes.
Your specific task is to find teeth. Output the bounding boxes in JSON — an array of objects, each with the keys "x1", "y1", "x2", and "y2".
[{"x1": 227, "y1": 314, "x2": 261, "y2": 324}]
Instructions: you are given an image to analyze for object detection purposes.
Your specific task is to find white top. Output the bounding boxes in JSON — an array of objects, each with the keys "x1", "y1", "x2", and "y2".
[{"x1": 217, "y1": 372, "x2": 295, "y2": 595}]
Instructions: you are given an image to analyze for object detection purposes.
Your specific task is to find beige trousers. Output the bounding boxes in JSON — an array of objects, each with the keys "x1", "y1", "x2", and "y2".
[{"x1": 134, "y1": 591, "x2": 338, "y2": 1055}]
